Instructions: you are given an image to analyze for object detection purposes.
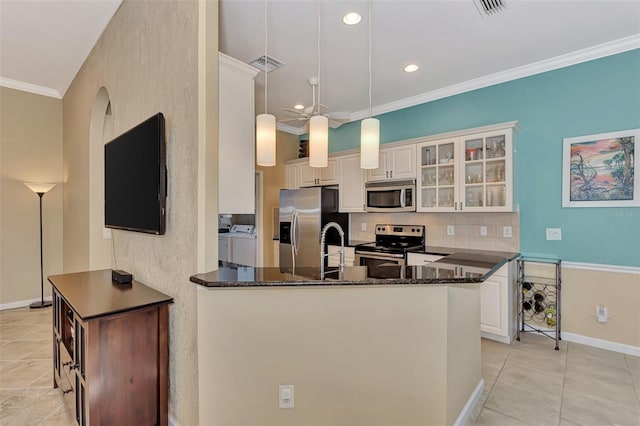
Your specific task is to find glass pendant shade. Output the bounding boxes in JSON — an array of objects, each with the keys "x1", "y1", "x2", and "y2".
[
  {"x1": 309, "y1": 115, "x2": 328, "y2": 167},
  {"x1": 360, "y1": 118, "x2": 380, "y2": 169},
  {"x1": 24, "y1": 183, "x2": 56, "y2": 194},
  {"x1": 256, "y1": 113, "x2": 276, "y2": 166}
]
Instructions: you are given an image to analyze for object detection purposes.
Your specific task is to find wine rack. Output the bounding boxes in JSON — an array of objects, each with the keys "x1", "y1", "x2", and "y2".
[{"x1": 516, "y1": 257, "x2": 562, "y2": 350}]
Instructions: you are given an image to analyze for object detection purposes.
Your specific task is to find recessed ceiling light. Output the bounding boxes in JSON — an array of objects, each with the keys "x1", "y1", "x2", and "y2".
[
  {"x1": 404, "y1": 64, "x2": 420, "y2": 73},
  {"x1": 342, "y1": 12, "x2": 361, "y2": 25},
  {"x1": 294, "y1": 104, "x2": 304, "y2": 110}
]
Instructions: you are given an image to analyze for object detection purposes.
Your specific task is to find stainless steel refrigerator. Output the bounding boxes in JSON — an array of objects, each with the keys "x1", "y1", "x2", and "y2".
[{"x1": 279, "y1": 187, "x2": 349, "y2": 268}]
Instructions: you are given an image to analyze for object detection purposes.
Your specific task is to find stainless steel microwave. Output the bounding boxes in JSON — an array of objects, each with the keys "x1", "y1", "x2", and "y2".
[{"x1": 365, "y1": 179, "x2": 416, "y2": 212}]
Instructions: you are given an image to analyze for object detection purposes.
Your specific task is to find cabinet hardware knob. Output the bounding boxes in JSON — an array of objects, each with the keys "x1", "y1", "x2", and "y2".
[{"x1": 455, "y1": 202, "x2": 458, "y2": 210}]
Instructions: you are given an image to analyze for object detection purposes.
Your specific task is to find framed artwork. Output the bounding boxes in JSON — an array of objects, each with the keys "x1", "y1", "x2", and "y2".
[{"x1": 562, "y1": 128, "x2": 639, "y2": 207}]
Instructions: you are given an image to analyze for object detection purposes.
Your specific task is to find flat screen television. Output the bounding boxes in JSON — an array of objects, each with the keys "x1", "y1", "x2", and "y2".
[{"x1": 105, "y1": 113, "x2": 166, "y2": 235}]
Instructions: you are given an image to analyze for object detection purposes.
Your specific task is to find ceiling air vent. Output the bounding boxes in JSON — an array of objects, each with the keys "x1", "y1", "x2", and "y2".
[
  {"x1": 473, "y1": 0, "x2": 506, "y2": 16},
  {"x1": 249, "y1": 55, "x2": 285, "y2": 73}
]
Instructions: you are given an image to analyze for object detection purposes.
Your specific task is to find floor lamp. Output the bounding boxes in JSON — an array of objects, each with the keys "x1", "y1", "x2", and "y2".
[{"x1": 24, "y1": 183, "x2": 56, "y2": 309}]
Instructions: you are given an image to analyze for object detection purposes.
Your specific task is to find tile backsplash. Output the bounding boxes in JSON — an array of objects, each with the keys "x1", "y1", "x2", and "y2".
[{"x1": 349, "y1": 212, "x2": 520, "y2": 252}]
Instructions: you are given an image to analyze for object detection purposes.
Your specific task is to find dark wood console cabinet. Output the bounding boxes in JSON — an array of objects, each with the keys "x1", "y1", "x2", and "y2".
[{"x1": 49, "y1": 270, "x2": 173, "y2": 426}]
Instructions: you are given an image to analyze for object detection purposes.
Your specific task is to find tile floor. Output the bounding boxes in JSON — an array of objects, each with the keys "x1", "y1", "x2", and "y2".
[{"x1": 1, "y1": 306, "x2": 639, "y2": 425}]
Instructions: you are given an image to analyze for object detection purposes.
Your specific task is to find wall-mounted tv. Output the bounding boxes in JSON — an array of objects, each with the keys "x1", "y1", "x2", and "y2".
[{"x1": 105, "y1": 113, "x2": 166, "y2": 235}]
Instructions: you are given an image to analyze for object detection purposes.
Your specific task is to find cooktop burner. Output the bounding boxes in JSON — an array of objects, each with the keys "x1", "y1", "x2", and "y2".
[{"x1": 355, "y1": 224, "x2": 425, "y2": 254}]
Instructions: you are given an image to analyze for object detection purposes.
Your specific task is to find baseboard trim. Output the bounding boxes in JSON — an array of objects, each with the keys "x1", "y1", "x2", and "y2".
[
  {"x1": 454, "y1": 379, "x2": 485, "y2": 426},
  {"x1": 481, "y1": 331, "x2": 512, "y2": 344},
  {"x1": 562, "y1": 332, "x2": 640, "y2": 357},
  {"x1": 0, "y1": 296, "x2": 53, "y2": 311}
]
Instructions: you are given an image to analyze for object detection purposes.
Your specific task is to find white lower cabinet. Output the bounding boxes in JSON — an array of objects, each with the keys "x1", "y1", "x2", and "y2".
[
  {"x1": 480, "y1": 262, "x2": 516, "y2": 343},
  {"x1": 327, "y1": 245, "x2": 355, "y2": 267}
]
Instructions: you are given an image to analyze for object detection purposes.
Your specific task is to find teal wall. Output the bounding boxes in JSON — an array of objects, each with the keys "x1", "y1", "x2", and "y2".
[{"x1": 314, "y1": 49, "x2": 640, "y2": 266}]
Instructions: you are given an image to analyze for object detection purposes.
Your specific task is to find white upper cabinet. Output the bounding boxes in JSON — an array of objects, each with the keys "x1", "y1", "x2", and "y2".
[
  {"x1": 285, "y1": 163, "x2": 299, "y2": 190},
  {"x1": 218, "y1": 53, "x2": 259, "y2": 214},
  {"x1": 416, "y1": 126, "x2": 515, "y2": 212},
  {"x1": 366, "y1": 145, "x2": 416, "y2": 182},
  {"x1": 298, "y1": 159, "x2": 339, "y2": 187},
  {"x1": 338, "y1": 153, "x2": 366, "y2": 212}
]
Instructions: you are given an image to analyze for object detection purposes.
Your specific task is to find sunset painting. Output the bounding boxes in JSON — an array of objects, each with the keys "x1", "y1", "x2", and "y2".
[{"x1": 563, "y1": 129, "x2": 639, "y2": 207}]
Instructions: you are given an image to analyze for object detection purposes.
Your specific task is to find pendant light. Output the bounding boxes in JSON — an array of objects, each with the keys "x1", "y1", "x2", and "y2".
[
  {"x1": 309, "y1": 0, "x2": 328, "y2": 168},
  {"x1": 256, "y1": 0, "x2": 276, "y2": 166},
  {"x1": 360, "y1": 0, "x2": 380, "y2": 169}
]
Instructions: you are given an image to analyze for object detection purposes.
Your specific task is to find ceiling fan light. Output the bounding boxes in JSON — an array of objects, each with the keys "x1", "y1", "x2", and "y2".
[
  {"x1": 360, "y1": 117, "x2": 380, "y2": 169},
  {"x1": 256, "y1": 113, "x2": 276, "y2": 166},
  {"x1": 309, "y1": 115, "x2": 328, "y2": 168}
]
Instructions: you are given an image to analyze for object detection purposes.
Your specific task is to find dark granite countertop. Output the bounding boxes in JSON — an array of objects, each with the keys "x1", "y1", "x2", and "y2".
[{"x1": 190, "y1": 248, "x2": 519, "y2": 288}]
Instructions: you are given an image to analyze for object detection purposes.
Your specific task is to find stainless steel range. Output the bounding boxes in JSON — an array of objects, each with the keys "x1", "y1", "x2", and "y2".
[{"x1": 355, "y1": 224, "x2": 425, "y2": 267}]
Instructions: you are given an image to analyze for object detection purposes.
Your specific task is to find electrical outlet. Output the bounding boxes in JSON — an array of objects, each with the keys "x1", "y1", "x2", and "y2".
[
  {"x1": 279, "y1": 384, "x2": 294, "y2": 409},
  {"x1": 480, "y1": 226, "x2": 487, "y2": 237},
  {"x1": 596, "y1": 305, "x2": 608, "y2": 323},
  {"x1": 503, "y1": 226, "x2": 512, "y2": 238},
  {"x1": 361, "y1": 223, "x2": 367, "y2": 232},
  {"x1": 447, "y1": 225, "x2": 455, "y2": 236},
  {"x1": 546, "y1": 228, "x2": 562, "y2": 240},
  {"x1": 102, "y1": 228, "x2": 112, "y2": 239}
]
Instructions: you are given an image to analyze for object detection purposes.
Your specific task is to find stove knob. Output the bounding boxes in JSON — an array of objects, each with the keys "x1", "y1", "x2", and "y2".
[{"x1": 412, "y1": 228, "x2": 416, "y2": 232}]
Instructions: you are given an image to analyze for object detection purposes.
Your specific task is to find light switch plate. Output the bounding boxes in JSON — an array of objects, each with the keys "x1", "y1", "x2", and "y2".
[
  {"x1": 480, "y1": 226, "x2": 487, "y2": 237},
  {"x1": 546, "y1": 228, "x2": 562, "y2": 240},
  {"x1": 361, "y1": 223, "x2": 367, "y2": 232},
  {"x1": 503, "y1": 226, "x2": 512, "y2": 238},
  {"x1": 102, "y1": 228, "x2": 112, "y2": 239},
  {"x1": 447, "y1": 225, "x2": 455, "y2": 236}
]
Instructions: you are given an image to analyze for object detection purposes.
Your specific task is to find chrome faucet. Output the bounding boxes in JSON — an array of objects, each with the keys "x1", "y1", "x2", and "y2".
[{"x1": 320, "y1": 222, "x2": 345, "y2": 280}]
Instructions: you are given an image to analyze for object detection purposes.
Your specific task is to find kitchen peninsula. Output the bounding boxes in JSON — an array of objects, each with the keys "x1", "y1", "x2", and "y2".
[{"x1": 193, "y1": 251, "x2": 517, "y2": 426}]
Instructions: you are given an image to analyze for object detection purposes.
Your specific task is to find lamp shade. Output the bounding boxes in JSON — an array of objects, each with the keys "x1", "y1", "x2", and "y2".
[
  {"x1": 309, "y1": 115, "x2": 328, "y2": 168},
  {"x1": 24, "y1": 183, "x2": 56, "y2": 194},
  {"x1": 360, "y1": 118, "x2": 380, "y2": 169},
  {"x1": 256, "y1": 113, "x2": 276, "y2": 166}
]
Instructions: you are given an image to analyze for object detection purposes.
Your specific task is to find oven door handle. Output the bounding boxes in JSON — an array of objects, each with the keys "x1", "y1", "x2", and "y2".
[{"x1": 355, "y1": 251, "x2": 406, "y2": 260}]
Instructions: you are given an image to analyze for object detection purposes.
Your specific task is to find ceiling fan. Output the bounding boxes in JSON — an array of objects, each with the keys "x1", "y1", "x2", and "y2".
[{"x1": 281, "y1": 77, "x2": 351, "y2": 130}]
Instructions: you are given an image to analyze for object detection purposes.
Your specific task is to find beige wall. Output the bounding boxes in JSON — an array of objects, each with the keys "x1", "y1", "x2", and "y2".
[
  {"x1": 257, "y1": 131, "x2": 299, "y2": 266},
  {"x1": 61, "y1": 0, "x2": 213, "y2": 423},
  {"x1": 563, "y1": 267, "x2": 640, "y2": 348},
  {"x1": 197, "y1": 284, "x2": 481, "y2": 425},
  {"x1": 0, "y1": 87, "x2": 63, "y2": 306}
]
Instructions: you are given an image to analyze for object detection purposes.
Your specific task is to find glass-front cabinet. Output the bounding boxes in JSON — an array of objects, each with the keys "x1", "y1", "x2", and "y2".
[
  {"x1": 419, "y1": 138, "x2": 458, "y2": 211},
  {"x1": 417, "y1": 127, "x2": 514, "y2": 212}
]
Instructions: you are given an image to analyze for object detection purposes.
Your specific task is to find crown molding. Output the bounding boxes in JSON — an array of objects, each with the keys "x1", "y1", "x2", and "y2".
[
  {"x1": 219, "y1": 52, "x2": 260, "y2": 79},
  {"x1": 276, "y1": 122, "x2": 306, "y2": 135},
  {"x1": 350, "y1": 34, "x2": 640, "y2": 122},
  {"x1": 0, "y1": 77, "x2": 61, "y2": 99}
]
